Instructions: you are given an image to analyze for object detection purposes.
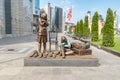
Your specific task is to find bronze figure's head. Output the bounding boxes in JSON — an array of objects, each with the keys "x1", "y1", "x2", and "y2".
[{"x1": 40, "y1": 13, "x2": 47, "y2": 20}]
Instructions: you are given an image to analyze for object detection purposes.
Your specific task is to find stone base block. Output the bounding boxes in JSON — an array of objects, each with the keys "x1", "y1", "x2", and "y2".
[{"x1": 24, "y1": 55, "x2": 99, "y2": 67}]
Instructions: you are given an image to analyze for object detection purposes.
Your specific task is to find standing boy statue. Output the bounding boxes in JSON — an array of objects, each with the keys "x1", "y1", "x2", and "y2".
[{"x1": 37, "y1": 12, "x2": 49, "y2": 58}]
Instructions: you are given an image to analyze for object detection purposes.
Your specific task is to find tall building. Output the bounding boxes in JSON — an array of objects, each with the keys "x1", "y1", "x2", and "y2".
[
  {"x1": 55, "y1": 7, "x2": 64, "y2": 32},
  {"x1": 0, "y1": 0, "x2": 5, "y2": 38},
  {"x1": 114, "y1": 11, "x2": 119, "y2": 34},
  {"x1": 41, "y1": 3, "x2": 64, "y2": 33},
  {"x1": 87, "y1": 11, "x2": 92, "y2": 32},
  {"x1": 98, "y1": 15, "x2": 104, "y2": 35},
  {"x1": 33, "y1": 0, "x2": 40, "y2": 33},
  {"x1": 11, "y1": 0, "x2": 33, "y2": 36},
  {"x1": 0, "y1": 0, "x2": 33, "y2": 38},
  {"x1": 50, "y1": 7, "x2": 56, "y2": 30},
  {"x1": 33, "y1": 0, "x2": 40, "y2": 15}
]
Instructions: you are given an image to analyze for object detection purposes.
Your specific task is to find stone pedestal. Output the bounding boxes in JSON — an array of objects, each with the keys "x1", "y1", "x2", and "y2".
[{"x1": 24, "y1": 54, "x2": 99, "y2": 67}]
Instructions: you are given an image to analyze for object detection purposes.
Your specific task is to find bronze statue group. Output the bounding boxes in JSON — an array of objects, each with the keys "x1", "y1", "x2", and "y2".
[{"x1": 30, "y1": 12, "x2": 73, "y2": 59}]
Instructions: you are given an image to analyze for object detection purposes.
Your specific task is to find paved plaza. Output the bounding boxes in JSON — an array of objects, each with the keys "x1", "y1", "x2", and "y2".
[{"x1": 0, "y1": 34, "x2": 120, "y2": 80}]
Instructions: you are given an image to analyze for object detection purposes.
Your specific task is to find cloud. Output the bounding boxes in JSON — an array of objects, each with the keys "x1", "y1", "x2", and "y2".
[
  {"x1": 60, "y1": 0, "x2": 71, "y2": 5},
  {"x1": 59, "y1": 0, "x2": 75, "y2": 11}
]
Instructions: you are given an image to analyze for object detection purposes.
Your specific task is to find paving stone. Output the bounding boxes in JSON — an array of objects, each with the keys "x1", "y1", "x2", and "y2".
[
  {"x1": 0, "y1": 34, "x2": 120, "y2": 80},
  {"x1": 0, "y1": 67, "x2": 23, "y2": 76}
]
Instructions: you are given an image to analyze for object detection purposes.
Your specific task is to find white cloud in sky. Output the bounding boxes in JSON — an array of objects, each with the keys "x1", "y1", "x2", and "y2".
[{"x1": 60, "y1": 0, "x2": 75, "y2": 11}]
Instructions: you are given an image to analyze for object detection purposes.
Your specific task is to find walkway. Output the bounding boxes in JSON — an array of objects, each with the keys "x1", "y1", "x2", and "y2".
[{"x1": 0, "y1": 34, "x2": 120, "y2": 80}]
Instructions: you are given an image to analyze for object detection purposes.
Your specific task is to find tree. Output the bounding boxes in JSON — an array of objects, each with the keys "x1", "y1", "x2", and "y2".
[
  {"x1": 83, "y1": 16, "x2": 90, "y2": 38},
  {"x1": 79, "y1": 19, "x2": 83, "y2": 37},
  {"x1": 102, "y1": 8, "x2": 114, "y2": 47},
  {"x1": 74, "y1": 22, "x2": 79, "y2": 35},
  {"x1": 74, "y1": 25, "x2": 77, "y2": 35},
  {"x1": 91, "y1": 12, "x2": 99, "y2": 41},
  {"x1": 76, "y1": 22, "x2": 79, "y2": 35}
]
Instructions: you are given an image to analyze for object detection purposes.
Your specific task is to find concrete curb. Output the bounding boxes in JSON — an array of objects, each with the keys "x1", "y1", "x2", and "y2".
[{"x1": 91, "y1": 43, "x2": 120, "y2": 57}]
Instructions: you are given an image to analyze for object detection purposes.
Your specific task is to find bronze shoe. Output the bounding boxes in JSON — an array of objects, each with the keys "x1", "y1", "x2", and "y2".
[
  {"x1": 62, "y1": 55, "x2": 66, "y2": 59},
  {"x1": 47, "y1": 52, "x2": 53, "y2": 57},
  {"x1": 43, "y1": 53, "x2": 47, "y2": 58},
  {"x1": 53, "y1": 53, "x2": 57, "y2": 58}
]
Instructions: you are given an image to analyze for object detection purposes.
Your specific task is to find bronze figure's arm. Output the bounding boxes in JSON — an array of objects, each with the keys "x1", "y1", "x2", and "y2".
[{"x1": 38, "y1": 18, "x2": 44, "y2": 26}]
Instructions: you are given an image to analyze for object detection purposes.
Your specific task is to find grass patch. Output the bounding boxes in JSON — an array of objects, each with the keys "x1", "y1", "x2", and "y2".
[{"x1": 92, "y1": 35, "x2": 120, "y2": 52}]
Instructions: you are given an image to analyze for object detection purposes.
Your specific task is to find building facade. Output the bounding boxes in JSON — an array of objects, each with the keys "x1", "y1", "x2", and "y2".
[
  {"x1": 33, "y1": 0, "x2": 40, "y2": 15},
  {"x1": 0, "y1": 0, "x2": 33, "y2": 38},
  {"x1": 11, "y1": 0, "x2": 33, "y2": 36},
  {"x1": 65, "y1": 22, "x2": 75, "y2": 32},
  {"x1": 98, "y1": 15, "x2": 104, "y2": 35},
  {"x1": 0, "y1": 0, "x2": 5, "y2": 38},
  {"x1": 54, "y1": 7, "x2": 64, "y2": 32},
  {"x1": 41, "y1": 3, "x2": 64, "y2": 33},
  {"x1": 87, "y1": 11, "x2": 92, "y2": 32},
  {"x1": 114, "y1": 11, "x2": 119, "y2": 34}
]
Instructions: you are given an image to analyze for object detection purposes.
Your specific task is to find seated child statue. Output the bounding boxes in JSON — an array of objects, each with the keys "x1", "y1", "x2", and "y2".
[{"x1": 59, "y1": 36, "x2": 71, "y2": 58}]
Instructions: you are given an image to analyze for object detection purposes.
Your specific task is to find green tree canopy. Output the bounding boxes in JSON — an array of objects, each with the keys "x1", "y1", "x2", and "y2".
[
  {"x1": 79, "y1": 19, "x2": 83, "y2": 37},
  {"x1": 74, "y1": 22, "x2": 79, "y2": 35},
  {"x1": 91, "y1": 12, "x2": 99, "y2": 41},
  {"x1": 102, "y1": 8, "x2": 114, "y2": 47},
  {"x1": 83, "y1": 16, "x2": 90, "y2": 38}
]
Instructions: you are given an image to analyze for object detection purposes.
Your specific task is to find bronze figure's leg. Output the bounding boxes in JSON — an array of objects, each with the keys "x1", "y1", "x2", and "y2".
[
  {"x1": 38, "y1": 42, "x2": 43, "y2": 58},
  {"x1": 42, "y1": 35, "x2": 47, "y2": 58},
  {"x1": 38, "y1": 43, "x2": 41, "y2": 53},
  {"x1": 43, "y1": 42, "x2": 47, "y2": 58},
  {"x1": 60, "y1": 45, "x2": 65, "y2": 58},
  {"x1": 43, "y1": 42, "x2": 46, "y2": 53}
]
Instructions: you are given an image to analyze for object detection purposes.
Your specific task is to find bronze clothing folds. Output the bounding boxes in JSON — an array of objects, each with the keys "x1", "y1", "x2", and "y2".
[
  {"x1": 38, "y1": 29, "x2": 47, "y2": 36},
  {"x1": 37, "y1": 17, "x2": 48, "y2": 43},
  {"x1": 37, "y1": 35, "x2": 47, "y2": 43},
  {"x1": 38, "y1": 18, "x2": 48, "y2": 36}
]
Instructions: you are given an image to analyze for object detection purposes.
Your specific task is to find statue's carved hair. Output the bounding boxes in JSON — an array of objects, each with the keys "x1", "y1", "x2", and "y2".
[
  {"x1": 40, "y1": 9, "x2": 45, "y2": 17},
  {"x1": 61, "y1": 36, "x2": 67, "y2": 43}
]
